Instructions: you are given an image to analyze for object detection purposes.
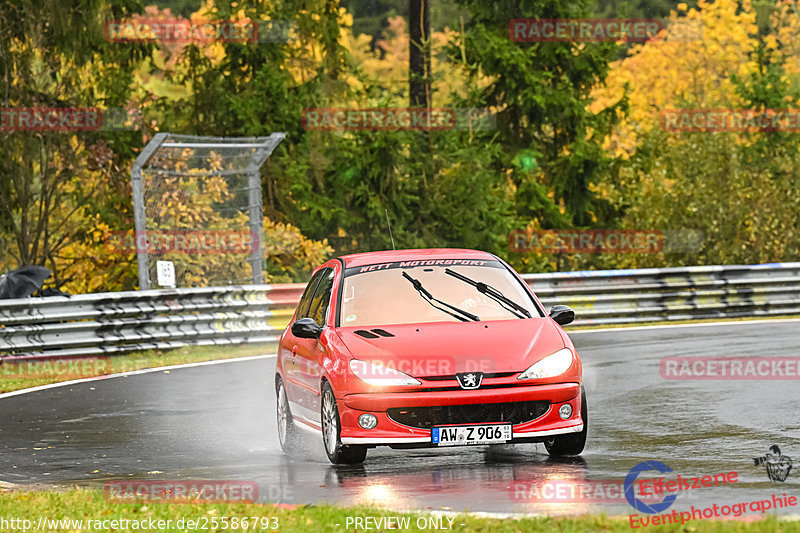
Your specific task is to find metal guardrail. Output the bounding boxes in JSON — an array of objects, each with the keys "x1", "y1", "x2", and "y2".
[
  {"x1": 0, "y1": 285, "x2": 304, "y2": 358},
  {"x1": 2, "y1": 263, "x2": 799, "y2": 358},
  {"x1": 525, "y1": 262, "x2": 800, "y2": 324}
]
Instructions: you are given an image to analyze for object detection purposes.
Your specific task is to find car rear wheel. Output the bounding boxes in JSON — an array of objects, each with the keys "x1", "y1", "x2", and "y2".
[
  {"x1": 321, "y1": 382, "x2": 367, "y2": 464},
  {"x1": 544, "y1": 386, "x2": 587, "y2": 457},
  {"x1": 276, "y1": 378, "x2": 298, "y2": 453}
]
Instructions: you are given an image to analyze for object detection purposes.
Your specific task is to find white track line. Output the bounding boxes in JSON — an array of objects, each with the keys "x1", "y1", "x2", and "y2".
[
  {"x1": 569, "y1": 317, "x2": 800, "y2": 334},
  {"x1": 0, "y1": 353, "x2": 277, "y2": 400}
]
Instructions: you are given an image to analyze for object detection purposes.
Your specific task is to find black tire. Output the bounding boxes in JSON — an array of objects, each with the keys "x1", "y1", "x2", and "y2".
[
  {"x1": 320, "y1": 382, "x2": 367, "y2": 464},
  {"x1": 276, "y1": 377, "x2": 299, "y2": 453},
  {"x1": 544, "y1": 386, "x2": 588, "y2": 457}
]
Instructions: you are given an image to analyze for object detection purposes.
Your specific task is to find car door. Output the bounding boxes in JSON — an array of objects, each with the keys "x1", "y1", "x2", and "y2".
[
  {"x1": 282, "y1": 268, "x2": 326, "y2": 417},
  {"x1": 292, "y1": 266, "x2": 336, "y2": 422}
]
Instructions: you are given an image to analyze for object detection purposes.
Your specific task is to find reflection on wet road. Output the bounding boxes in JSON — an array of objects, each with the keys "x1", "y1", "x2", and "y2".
[{"x1": 0, "y1": 321, "x2": 798, "y2": 514}]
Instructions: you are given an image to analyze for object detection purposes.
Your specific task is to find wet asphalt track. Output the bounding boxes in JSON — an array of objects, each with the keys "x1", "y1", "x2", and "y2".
[{"x1": 0, "y1": 320, "x2": 798, "y2": 516}]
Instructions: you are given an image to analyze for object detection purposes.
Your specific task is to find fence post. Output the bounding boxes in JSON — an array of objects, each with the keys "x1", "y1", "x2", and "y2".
[{"x1": 131, "y1": 132, "x2": 168, "y2": 290}]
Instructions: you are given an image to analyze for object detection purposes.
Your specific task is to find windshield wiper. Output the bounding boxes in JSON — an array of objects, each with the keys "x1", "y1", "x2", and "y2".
[
  {"x1": 444, "y1": 268, "x2": 531, "y2": 319},
  {"x1": 402, "y1": 271, "x2": 480, "y2": 322}
]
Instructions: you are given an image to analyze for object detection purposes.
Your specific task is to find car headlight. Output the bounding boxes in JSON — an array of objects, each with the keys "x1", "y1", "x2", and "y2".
[
  {"x1": 517, "y1": 348, "x2": 573, "y2": 380},
  {"x1": 349, "y1": 359, "x2": 421, "y2": 386}
]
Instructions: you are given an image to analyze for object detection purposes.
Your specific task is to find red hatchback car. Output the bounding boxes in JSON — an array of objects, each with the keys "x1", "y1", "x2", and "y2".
[{"x1": 275, "y1": 249, "x2": 586, "y2": 464}]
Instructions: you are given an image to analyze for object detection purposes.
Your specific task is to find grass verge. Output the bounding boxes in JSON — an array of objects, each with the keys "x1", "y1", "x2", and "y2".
[
  {"x1": 0, "y1": 343, "x2": 276, "y2": 394},
  {"x1": 0, "y1": 487, "x2": 797, "y2": 532}
]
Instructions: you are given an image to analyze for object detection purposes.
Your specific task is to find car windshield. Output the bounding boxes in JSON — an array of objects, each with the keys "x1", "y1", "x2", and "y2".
[{"x1": 339, "y1": 259, "x2": 541, "y2": 327}]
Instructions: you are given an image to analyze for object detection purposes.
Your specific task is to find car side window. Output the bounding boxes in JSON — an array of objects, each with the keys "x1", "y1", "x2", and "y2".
[
  {"x1": 308, "y1": 268, "x2": 335, "y2": 326},
  {"x1": 297, "y1": 269, "x2": 326, "y2": 319}
]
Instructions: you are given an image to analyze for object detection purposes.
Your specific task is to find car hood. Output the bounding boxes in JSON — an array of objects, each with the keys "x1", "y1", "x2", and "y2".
[{"x1": 335, "y1": 319, "x2": 566, "y2": 377}]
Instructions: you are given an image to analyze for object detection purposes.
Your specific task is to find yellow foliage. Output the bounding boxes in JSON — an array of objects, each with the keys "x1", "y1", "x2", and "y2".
[
  {"x1": 771, "y1": 1, "x2": 800, "y2": 82},
  {"x1": 591, "y1": 0, "x2": 760, "y2": 157},
  {"x1": 346, "y1": 16, "x2": 475, "y2": 106},
  {"x1": 11, "y1": 151, "x2": 335, "y2": 293}
]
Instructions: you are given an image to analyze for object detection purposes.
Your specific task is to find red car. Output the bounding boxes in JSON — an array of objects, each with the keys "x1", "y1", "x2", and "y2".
[{"x1": 275, "y1": 248, "x2": 586, "y2": 464}]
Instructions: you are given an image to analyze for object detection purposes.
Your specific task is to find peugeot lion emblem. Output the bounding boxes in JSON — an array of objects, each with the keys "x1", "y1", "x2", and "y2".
[{"x1": 456, "y1": 372, "x2": 483, "y2": 390}]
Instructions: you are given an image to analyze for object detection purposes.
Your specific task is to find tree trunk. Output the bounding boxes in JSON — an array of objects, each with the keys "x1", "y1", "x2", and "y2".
[{"x1": 409, "y1": 0, "x2": 431, "y2": 108}]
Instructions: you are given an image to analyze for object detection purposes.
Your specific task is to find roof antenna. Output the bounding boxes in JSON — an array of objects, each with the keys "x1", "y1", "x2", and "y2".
[{"x1": 385, "y1": 208, "x2": 396, "y2": 250}]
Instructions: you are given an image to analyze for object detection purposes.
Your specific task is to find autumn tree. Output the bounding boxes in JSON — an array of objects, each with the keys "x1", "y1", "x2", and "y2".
[
  {"x1": 441, "y1": 0, "x2": 624, "y2": 273},
  {"x1": 0, "y1": 0, "x2": 149, "y2": 290},
  {"x1": 588, "y1": 0, "x2": 800, "y2": 269}
]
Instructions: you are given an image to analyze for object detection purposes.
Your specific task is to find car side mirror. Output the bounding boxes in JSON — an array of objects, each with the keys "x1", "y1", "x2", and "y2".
[
  {"x1": 549, "y1": 305, "x2": 575, "y2": 326},
  {"x1": 291, "y1": 317, "x2": 323, "y2": 339}
]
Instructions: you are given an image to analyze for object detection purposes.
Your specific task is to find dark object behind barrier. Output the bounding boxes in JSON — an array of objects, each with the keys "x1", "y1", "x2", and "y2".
[
  {"x1": 37, "y1": 287, "x2": 71, "y2": 298},
  {"x1": 0, "y1": 266, "x2": 52, "y2": 299}
]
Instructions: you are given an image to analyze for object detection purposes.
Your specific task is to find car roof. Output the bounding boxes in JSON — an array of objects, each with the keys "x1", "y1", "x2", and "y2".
[{"x1": 337, "y1": 248, "x2": 497, "y2": 268}]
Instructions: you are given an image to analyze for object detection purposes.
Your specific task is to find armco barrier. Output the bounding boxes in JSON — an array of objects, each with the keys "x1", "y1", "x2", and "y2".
[
  {"x1": 1, "y1": 263, "x2": 799, "y2": 358},
  {"x1": 526, "y1": 262, "x2": 800, "y2": 324},
  {"x1": 0, "y1": 284, "x2": 304, "y2": 358}
]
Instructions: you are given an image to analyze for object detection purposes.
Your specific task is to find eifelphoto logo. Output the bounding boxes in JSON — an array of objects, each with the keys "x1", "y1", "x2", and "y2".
[
  {"x1": 629, "y1": 495, "x2": 798, "y2": 529},
  {"x1": 0, "y1": 107, "x2": 141, "y2": 132},
  {"x1": 104, "y1": 480, "x2": 261, "y2": 503},
  {"x1": 625, "y1": 461, "x2": 678, "y2": 514},
  {"x1": 661, "y1": 356, "x2": 800, "y2": 380},
  {"x1": 105, "y1": 18, "x2": 292, "y2": 44},
  {"x1": 106, "y1": 230, "x2": 258, "y2": 255},
  {"x1": 508, "y1": 229, "x2": 704, "y2": 254},
  {"x1": 624, "y1": 461, "x2": 738, "y2": 516},
  {"x1": 301, "y1": 107, "x2": 495, "y2": 132},
  {"x1": 661, "y1": 108, "x2": 800, "y2": 132}
]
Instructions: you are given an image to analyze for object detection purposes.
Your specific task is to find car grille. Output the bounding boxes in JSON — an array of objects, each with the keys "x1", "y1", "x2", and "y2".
[{"x1": 387, "y1": 401, "x2": 550, "y2": 429}]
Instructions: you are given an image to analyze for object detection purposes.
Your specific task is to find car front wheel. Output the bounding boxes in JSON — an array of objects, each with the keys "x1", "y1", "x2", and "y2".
[
  {"x1": 321, "y1": 382, "x2": 367, "y2": 464},
  {"x1": 544, "y1": 386, "x2": 588, "y2": 457}
]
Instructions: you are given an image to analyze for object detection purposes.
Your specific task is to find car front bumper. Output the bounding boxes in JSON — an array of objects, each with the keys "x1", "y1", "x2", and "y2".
[{"x1": 338, "y1": 382, "x2": 583, "y2": 446}]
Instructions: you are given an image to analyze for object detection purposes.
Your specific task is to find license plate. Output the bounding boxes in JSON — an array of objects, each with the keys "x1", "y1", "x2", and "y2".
[{"x1": 431, "y1": 423, "x2": 512, "y2": 446}]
